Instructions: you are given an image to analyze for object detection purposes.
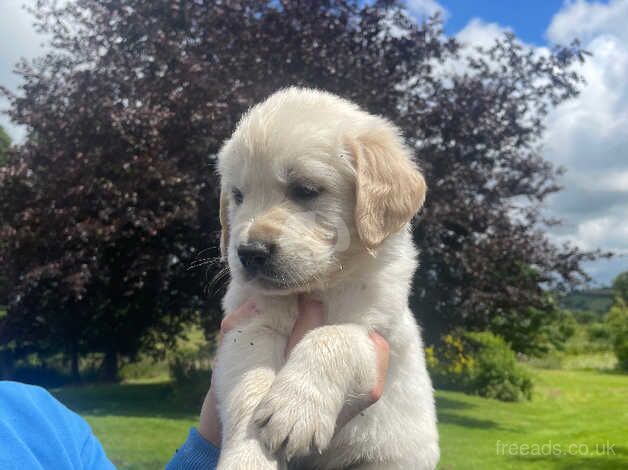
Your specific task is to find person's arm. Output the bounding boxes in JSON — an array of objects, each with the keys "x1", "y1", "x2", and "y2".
[
  {"x1": 0, "y1": 381, "x2": 115, "y2": 470},
  {"x1": 165, "y1": 427, "x2": 220, "y2": 470}
]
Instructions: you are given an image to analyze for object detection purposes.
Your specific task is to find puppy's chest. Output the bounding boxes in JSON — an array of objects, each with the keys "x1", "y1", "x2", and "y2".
[
  {"x1": 254, "y1": 296, "x2": 299, "y2": 335},
  {"x1": 256, "y1": 291, "x2": 372, "y2": 335},
  {"x1": 225, "y1": 281, "x2": 379, "y2": 335}
]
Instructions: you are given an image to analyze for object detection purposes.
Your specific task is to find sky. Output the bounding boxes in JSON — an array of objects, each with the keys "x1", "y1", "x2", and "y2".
[{"x1": 1, "y1": 0, "x2": 627, "y2": 286}]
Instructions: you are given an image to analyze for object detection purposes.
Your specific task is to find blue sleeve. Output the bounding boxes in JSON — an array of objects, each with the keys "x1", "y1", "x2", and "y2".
[
  {"x1": 0, "y1": 381, "x2": 115, "y2": 470},
  {"x1": 165, "y1": 428, "x2": 220, "y2": 469}
]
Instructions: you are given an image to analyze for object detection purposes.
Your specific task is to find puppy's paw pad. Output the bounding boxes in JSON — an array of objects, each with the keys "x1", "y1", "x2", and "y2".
[{"x1": 253, "y1": 383, "x2": 336, "y2": 459}]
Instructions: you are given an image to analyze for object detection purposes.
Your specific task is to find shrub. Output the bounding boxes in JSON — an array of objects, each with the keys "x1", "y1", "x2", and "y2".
[
  {"x1": 607, "y1": 302, "x2": 628, "y2": 371},
  {"x1": 572, "y1": 310, "x2": 598, "y2": 324},
  {"x1": 489, "y1": 307, "x2": 578, "y2": 356},
  {"x1": 542, "y1": 310, "x2": 578, "y2": 352},
  {"x1": 588, "y1": 321, "x2": 612, "y2": 342},
  {"x1": 425, "y1": 334, "x2": 475, "y2": 392},
  {"x1": 614, "y1": 335, "x2": 628, "y2": 371},
  {"x1": 119, "y1": 356, "x2": 170, "y2": 381},
  {"x1": 464, "y1": 332, "x2": 533, "y2": 401},
  {"x1": 563, "y1": 321, "x2": 613, "y2": 355},
  {"x1": 167, "y1": 325, "x2": 214, "y2": 406},
  {"x1": 168, "y1": 349, "x2": 212, "y2": 407},
  {"x1": 427, "y1": 331, "x2": 533, "y2": 402}
]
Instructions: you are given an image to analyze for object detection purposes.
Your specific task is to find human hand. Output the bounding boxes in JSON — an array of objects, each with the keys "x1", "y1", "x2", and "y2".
[{"x1": 198, "y1": 296, "x2": 390, "y2": 447}]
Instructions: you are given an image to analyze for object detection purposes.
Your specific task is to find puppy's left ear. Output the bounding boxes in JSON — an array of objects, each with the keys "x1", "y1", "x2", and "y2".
[
  {"x1": 219, "y1": 188, "x2": 230, "y2": 260},
  {"x1": 348, "y1": 125, "x2": 427, "y2": 249}
]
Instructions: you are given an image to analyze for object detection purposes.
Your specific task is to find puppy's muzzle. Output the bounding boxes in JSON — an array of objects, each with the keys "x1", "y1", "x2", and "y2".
[{"x1": 237, "y1": 240, "x2": 275, "y2": 276}]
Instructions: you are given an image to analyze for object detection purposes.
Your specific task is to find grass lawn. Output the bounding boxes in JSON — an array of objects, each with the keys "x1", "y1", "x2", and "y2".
[
  {"x1": 53, "y1": 368, "x2": 628, "y2": 469},
  {"x1": 54, "y1": 381, "x2": 198, "y2": 469},
  {"x1": 437, "y1": 368, "x2": 628, "y2": 469}
]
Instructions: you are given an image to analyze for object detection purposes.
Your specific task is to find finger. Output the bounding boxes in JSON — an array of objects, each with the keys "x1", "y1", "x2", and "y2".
[
  {"x1": 367, "y1": 331, "x2": 390, "y2": 403},
  {"x1": 285, "y1": 294, "x2": 325, "y2": 357},
  {"x1": 218, "y1": 299, "x2": 258, "y2": 345},
  {"x1": 199, "y1": 384, "x2": 221, "y2": 447},
  {"x1": 335, "y1": 331, "x2": 391, "y2": 429}
]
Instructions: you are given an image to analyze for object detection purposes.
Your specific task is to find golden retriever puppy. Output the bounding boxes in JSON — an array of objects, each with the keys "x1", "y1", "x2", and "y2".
[{"x1": 213, "y1": 87, "x2": 439, "y2": 469}]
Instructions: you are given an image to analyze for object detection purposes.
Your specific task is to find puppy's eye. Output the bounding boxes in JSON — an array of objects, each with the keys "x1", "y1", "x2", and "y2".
[
  {"x1": 289, "y1": 183, "x2": 322, "y2": 201},
  {"x1": 232, "y1": 188, "x2": 244, "y2": 206}
]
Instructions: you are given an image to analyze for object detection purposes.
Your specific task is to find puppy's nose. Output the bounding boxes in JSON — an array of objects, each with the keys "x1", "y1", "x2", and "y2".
[{"x1": 237, "y1": 241, "x2": 274, "y2": 274}]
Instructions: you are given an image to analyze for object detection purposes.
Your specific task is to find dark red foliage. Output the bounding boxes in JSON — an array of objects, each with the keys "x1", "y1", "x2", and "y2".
[{"x1": 0, "y1": 0, "x2": 602, "y2": 376}]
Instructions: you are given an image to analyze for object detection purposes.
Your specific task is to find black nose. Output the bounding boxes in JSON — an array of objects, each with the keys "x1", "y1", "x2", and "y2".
[{"x1": 238, "y1": 241, "x2": 274, "y2": 274}]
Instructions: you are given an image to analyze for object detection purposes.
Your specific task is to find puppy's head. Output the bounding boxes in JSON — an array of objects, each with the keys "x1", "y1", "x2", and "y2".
[{"x1": 218, "y1": 88, "x2": 426, "y2": 294}]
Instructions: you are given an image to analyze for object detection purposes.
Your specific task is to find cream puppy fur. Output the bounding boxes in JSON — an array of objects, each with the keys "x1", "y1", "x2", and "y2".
[{"x1": 213, "y1": 87, "x2": 439, "y2": 469}]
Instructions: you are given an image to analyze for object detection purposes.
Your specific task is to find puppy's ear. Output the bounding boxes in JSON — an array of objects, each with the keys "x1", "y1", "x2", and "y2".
[
  {"x1": 348, "y1": 126, "x2": 427, "y2": 249},
  {"x1": 219, "y1": 189, "x2": 230, "y2": 260}
]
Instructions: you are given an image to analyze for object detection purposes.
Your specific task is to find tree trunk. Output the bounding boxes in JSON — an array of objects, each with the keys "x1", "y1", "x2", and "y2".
[
  {"x1": 101, "y1": 348, "x2": 118, "y2": 382},
  {"x1": 70, "y1": 340, "x2": 81, "y2": 383}
]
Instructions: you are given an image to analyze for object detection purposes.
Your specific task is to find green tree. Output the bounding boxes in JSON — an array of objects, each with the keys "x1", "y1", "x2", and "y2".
[
  {"x1": 607, "y1": 301, "x2": 628, "y2": 371},
  {"x1": 608, "y1": 272, "x2": 628, "y2": 371},
  {"x1": 612, "y1": 271, "x2": 628, "y2": 305}
]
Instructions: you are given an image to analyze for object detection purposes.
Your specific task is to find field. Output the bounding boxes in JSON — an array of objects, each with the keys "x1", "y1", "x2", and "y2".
[
  {"x1": 560, "y1": 289, "x2": 614, "y2": 315},
  {"x1": 52, "y1": 367, "x2": 628, "y2": 470}
]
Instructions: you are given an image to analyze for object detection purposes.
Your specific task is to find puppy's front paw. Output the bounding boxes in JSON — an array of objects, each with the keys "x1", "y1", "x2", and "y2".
[{"x1": 253, "y1": 378, "x2": 337, "y2": 459}]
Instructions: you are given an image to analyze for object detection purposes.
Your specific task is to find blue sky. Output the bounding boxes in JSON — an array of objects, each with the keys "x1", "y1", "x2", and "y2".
[
  {"x1": 440, "y1": 0, "x2": 564, "y2": 45},
  {"x1": 1, "y1": 0, "x2": 627, "y2": 285}
]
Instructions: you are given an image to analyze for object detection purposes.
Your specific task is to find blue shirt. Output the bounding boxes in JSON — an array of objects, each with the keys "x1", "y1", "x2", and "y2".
[{"x1": 0, "y1": 381, "x2": 220, "y2": 469}]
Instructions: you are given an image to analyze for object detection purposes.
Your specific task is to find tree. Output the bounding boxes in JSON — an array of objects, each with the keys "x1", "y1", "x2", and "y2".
[
  {"x1": 608, "y1": 271, "x2": 628, "y2": 371},
  {"x1": 0, "y1": 1, "x2": 223, "y2": 379},
  {"x1": 612, "y1": 271, "x2": 628, "y2": 305},
  {"x1": 607, "y1": 301, "x2": 628, "y2": 371},
  {"x1": 0, "y1": 126, "x2": 9, "y2": 306},
  {"x1": 0, "y1": 0, "x2": 601, "y2": 374},
  {"x1": 0, "y1": 126, "x2": 9, "y2": 166}
]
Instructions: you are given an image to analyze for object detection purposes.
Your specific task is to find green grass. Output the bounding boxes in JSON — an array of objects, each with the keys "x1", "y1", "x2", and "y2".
[
  {"x1": 528, "y1": 352, "x2": 617, "y2": 371},
  {"x1": 53, "y1": 382, "x2": 198, "y2": 469},
  {"x1": 53, "y1": 368, "x2": 628, "y2": 469},
  {"x1": 438, "y1": 368, "x2": 628, "y2": 469}
]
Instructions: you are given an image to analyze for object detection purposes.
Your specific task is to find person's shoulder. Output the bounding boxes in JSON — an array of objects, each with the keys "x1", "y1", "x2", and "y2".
[
  {"x1": 0, "y1": 380, "x2": 70, "y2": 413},
  {"x1": 1, "y1": 380, "x2": 52, "y2": 398},
  {"x1": 0, "y1": 380, "x2": 91, "y2": 439},
  {"x1": 0, "y1": 381, "x2": 114, "y2": 469}
]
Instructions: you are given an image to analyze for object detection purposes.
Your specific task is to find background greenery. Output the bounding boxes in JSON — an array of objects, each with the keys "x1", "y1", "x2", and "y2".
[
  {"x1": 50, "y1": 364, "x2": 627, "y2": 470},
  {"x1": 44, "y1": 278, "x2": 627, "y2": 469},
  {"x1": 0, "y1": 0, "x2": 604, "y2": 380},
  {"x1": 0, "y1": 1, "x2": 626, "y2": 468}
]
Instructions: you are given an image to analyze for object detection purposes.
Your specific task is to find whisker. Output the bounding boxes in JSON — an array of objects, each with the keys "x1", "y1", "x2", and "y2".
[
  {"x1": 187, "y1": 256, "x2": 222, "y2": 271},
  {"x1": 205, "y1": 264, "x2": 230, "y2": 296}
]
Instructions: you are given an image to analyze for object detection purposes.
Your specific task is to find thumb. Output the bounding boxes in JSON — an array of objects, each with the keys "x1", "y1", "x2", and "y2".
[{"x1": 285, "y1": 294, "x2": 325, "y2": 357}]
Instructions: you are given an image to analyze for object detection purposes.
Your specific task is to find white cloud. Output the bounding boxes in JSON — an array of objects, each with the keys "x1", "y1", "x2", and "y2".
[
  {"x1": 456, "y1": 18, "x2": 510, "y2": 48},
  {"x1": 452, "y1": 20, "x2": 552, "y2": 76},
  {"x1": 450, "y1": 6, "x2": 628, "y2": 285},
  {"x1": 0, "y1": 0, "x2": 46, "y2": 142},
  {"x1": 603, "y1": 171, "x2": 628, "y2": 191},
  {"x1": 405, "y1": 0, "x2": 449, "y2": 21},
  {"x1": 429, "y1": 19, "x2": 514, "y2": 79},
  {"x1": 547, "y1": 0, "x2": 628, "y2": 44},
  {"x1": 542, "y1": 0, "x2": 628, "y2": 283}
]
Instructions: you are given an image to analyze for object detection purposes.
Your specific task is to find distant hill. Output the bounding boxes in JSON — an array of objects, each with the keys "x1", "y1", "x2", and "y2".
[{"x1": 560, "y1": 288, "x2": 614, "y2": 314}]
